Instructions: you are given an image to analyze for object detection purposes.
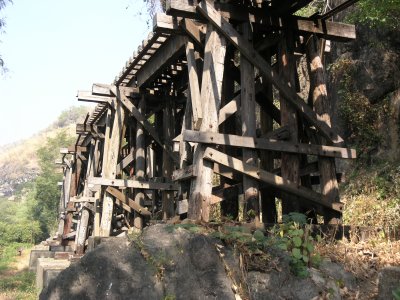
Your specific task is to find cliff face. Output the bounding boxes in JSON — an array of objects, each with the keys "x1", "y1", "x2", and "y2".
[{"x1": 327, "y1": 8, "x2": 400, "y2": 161}]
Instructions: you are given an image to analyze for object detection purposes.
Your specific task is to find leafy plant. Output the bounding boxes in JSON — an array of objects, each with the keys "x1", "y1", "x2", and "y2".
[
  {"x1": 271, "y1": 213, "x2": 321, "y2": 277},
  {"x1": 348, "y1": 0, "x2": 400, "y2": 30}
]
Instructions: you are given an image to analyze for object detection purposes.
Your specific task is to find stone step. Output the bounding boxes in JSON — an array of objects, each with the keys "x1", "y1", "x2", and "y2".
[{"x1": 36, "y1": 258, "x2": 71, "y2": 292}]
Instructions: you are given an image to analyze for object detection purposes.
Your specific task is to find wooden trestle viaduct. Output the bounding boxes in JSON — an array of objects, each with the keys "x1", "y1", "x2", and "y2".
[{"x1": 56, "y1": 0, "x2": 358, "y2": 254}]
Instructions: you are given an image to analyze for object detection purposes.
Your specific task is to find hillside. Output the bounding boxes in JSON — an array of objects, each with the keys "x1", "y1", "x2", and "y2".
[{"x1": 0, "y1": 106, "x2": 89, "y2": 199}]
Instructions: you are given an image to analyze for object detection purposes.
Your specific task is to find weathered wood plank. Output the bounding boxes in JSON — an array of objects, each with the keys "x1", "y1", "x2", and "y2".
[
  {"x1": 197, "y1": 1, "x2": 344, "y2": 145},
  {"x1": 75, "y1": 208, "x2": 90, "y2": 254},
  {"x1": 185, "y1": 41, "x2": 203, "y2": 129},
  {"x1": 203, "y1": 148, "x2": 343, "y2": 212},
  {"x1": 77, "y1": 91, "x2": 114, "y2": 104},
  {"x1": 189, "y1": 24, "x2": 226, "y2": 221},
  {"x1": 240, "y1": 22, "x2": 259, "y2": 221},
  {"x1": 181, "y1": 18, "x2": 206, "y2": 47},
  {"x1": 92, "y1": 83, "x2": 140, "y2": 97},
  {"x1": 134, "y1": 96, "x2": 146, "y2": 229},
  {"x1": 88, "y1": 177, "x2": 179, "y2": 190},
  {"x1": 106, "y1": 187, "x2": 151, "y2": 216},
  {"x1": 172, "y1": 165, "x2": 194, "y2": 181},
  {"x1": 183, "y1": 130, "x2": 356, "y2": 159},
  {"x1": 306, "y1": 34, "x2": 341, "y2": 223},
  {"x1": 153, "y1": 13, "x2": 180, "y2": 33},
  {"x1": 116, "y1": 149, "x2": 135, "y2": 174},
  {"x1": 99, "y1": 102, "x2": 125, "y2": 237},
  {"x1": 60, "y1": 146, "x2": 87, "y2": 154},
  {"x1": 162, "y1": 98, "x2": 175, "y2": 220}
]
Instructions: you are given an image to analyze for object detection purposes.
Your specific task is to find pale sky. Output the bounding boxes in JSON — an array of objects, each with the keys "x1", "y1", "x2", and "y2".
[{"x1": 0, "y1": 0, "x2": 151, "y2": 146}]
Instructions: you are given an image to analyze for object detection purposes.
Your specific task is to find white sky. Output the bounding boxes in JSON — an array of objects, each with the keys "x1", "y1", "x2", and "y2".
[{"x1": 0, "y1": 0, "x2": 151, "y2": 146}]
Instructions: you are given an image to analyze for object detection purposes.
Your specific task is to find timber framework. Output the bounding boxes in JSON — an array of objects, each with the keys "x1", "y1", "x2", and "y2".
[{"x1": 56, "y1": 0, "x2": 359, "y2": 253}]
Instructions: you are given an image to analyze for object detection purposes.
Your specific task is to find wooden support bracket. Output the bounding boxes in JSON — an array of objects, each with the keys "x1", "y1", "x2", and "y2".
[{"x1": 203, "y1": 147, "x2": 343, "y2": 212}]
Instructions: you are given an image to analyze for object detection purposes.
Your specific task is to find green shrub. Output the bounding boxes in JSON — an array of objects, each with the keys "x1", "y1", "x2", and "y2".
[{"x1": 270, "y1": 213, "x2": 321, "y2": 277}]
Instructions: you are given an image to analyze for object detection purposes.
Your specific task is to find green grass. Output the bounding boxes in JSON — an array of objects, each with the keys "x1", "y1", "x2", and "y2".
[
  {"x1": 0, "y1": 243, "x2": 31, "y2": 273},
  {"x1": 0, "y1": 243, "x2": 36, "y2": 299},
  {"x1": 0, "y1": 271, "x2": 36, "y2": 299}
]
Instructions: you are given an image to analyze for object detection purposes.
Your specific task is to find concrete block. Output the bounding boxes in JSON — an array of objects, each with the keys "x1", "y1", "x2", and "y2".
[
  {"x1": 43, "y1": 269, "x2": 63, "y2": 289},
  {"x1": 29, "y1": 250, "x2": 55, "y2": 271},
  {"x1": 54, "y1": 252, "x2": 72, "y2": 260},
  {"x1": 49, "y1": 245, "x2": 74, "y2": 252},
  {"x1": 36, "y1": 258, "x2": 70, "y2": 292},
  {"x1": 33, "y1": 245, "x2": 50, "y2": 251},
  {"x1": 378, "y1": 266, "x2": 400, "y2": 300}
]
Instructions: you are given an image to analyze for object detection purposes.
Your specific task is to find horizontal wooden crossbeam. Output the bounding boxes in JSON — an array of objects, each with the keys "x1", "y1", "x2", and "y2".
[
  {"x1": 77, "y1": 91, "x2": 114, "y2": 104},
  {"x1": 167, "y1": 0, "x2": 356, "y2": 41},
  {"x1": 203, "y1": 148, "x2": 343, "y2": 212},
  {"x1": 183, "y1": 130, "x2": 356, "y2": 159},
  {"x1": 88, "y1": 177, "x2": 179, "y2": 190},
  {"x1": 60, "y1": 146, "x2": 87, "y2": 154}
]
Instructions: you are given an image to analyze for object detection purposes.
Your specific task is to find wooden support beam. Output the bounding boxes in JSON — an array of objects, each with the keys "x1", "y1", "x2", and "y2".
[
  {"x1": 240, "y1": 22, "x2": 259, "y2": 221},
  {"x1": 116, "y1": 149, "x2": 135, "y2": 174},
  {"x1": 75, "y1": 208, "x2": 90, "y2": 254},
  {"x1": 92, "y1": 83, "x2": 140, "y2": 98},
  {"x1": 135, "y1": 34, "x2": 187, "y2": 87},
  {"x1": 153, "y1": 13, "x2": 180, "y2": 33},
  {"x1": 134, "y1": 96, "x2": 146, "y2": 229},
  {"x1": 106, "y1": 187, "x2": 151, "y2": 216},
  {"x1": 167, "y1": 1, "x2": 356, "y2": 41},
  {"x1": 306, "y1": 34, "x2": 341, "y2": 223},
  {"x1": 189, "y1": 24, "x2": 226, "y2": 221},
  {"x1": 172, "y1": 165, "x2": 194, "y2": 181},
  {"x1": 181, "y1": 18, "x2": 206, "y2": 48},
  {"x1": 162, "y1": 98, "x2": 175, "y2": 220},
  {"x1": 197, "y1": 1, "x2": 344, "y2": 145},
  {"x1": 88, "y1": 177, "x2": 179, "y2": 190},
  {"x1": 203, "y1": 148, "x2": 343, "y2": 212},
  {"x1": 77, "y1": 91, "x2": 114, "y2": 104},
  {"x1": 60, "y1": 146, "x2": 87, "y2": 154},
  {"x1": 259, "y1": 64, "x2": 277, "y2": 223},
  {"x1": 99, "y1": 102, "x2": 125, "y2": 237},
  {"x1": 278, "y1": 27, "x2": 301, "y2": 215},
  {"x1": 183, "y1": 130, "x2": 356, "y2": 159},
  {"x1": 185, "y1": 41, "x2": 203, "y2": 129},
  {"x1": 109, "y1": 87, "x2": 179, "y2": 164}
]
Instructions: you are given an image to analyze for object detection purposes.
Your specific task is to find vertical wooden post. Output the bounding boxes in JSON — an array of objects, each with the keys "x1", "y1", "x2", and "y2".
[
  {"x1": 260, "y1": 74, "x2": 277, "y2": 223},
  {"x1": 278, "y1": 28, "x2": 300, "y2": 215},
  {"x1": 134, "y1": 96, "x2": 146, "y2": 229},
  {"x1": 185, "y1": 41, "x2": 203, "y2": 130},
  {"x1": 99, "y1": 102, "x2": 125, "y2": 237},
  {"x1": 83, "y1": 140, "x2": 95, "y2": 197},
  {"x1": 189, "y1": 24, "x2": 226, "y2": 221},
  {"x1": 220, "y1": 46, "x2": 239, "y2": 220},
  {"x1": 75, "y1": 208, "x2": 90, "y2": 254},
  {"x1": 162, "y1": 97, "x2": 175, "y2": 220},
  {"x1": 306, "y1": 34, "x2": 340, "y2": 224},
  {"x1": 240, "y1": 23, "x2": 260, "y2": 222}
]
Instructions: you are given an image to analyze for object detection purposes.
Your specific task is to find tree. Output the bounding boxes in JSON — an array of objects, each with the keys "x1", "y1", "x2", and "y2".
[
  {"x1": 31, "y1": 130, "x2": 75, "y2": 240},
  {"x1": 0, "y1": 0, "x2": 12, "y2": 72},
  {"x1": 350, "y1": 0, "x2": 400, "y2": 30}
]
